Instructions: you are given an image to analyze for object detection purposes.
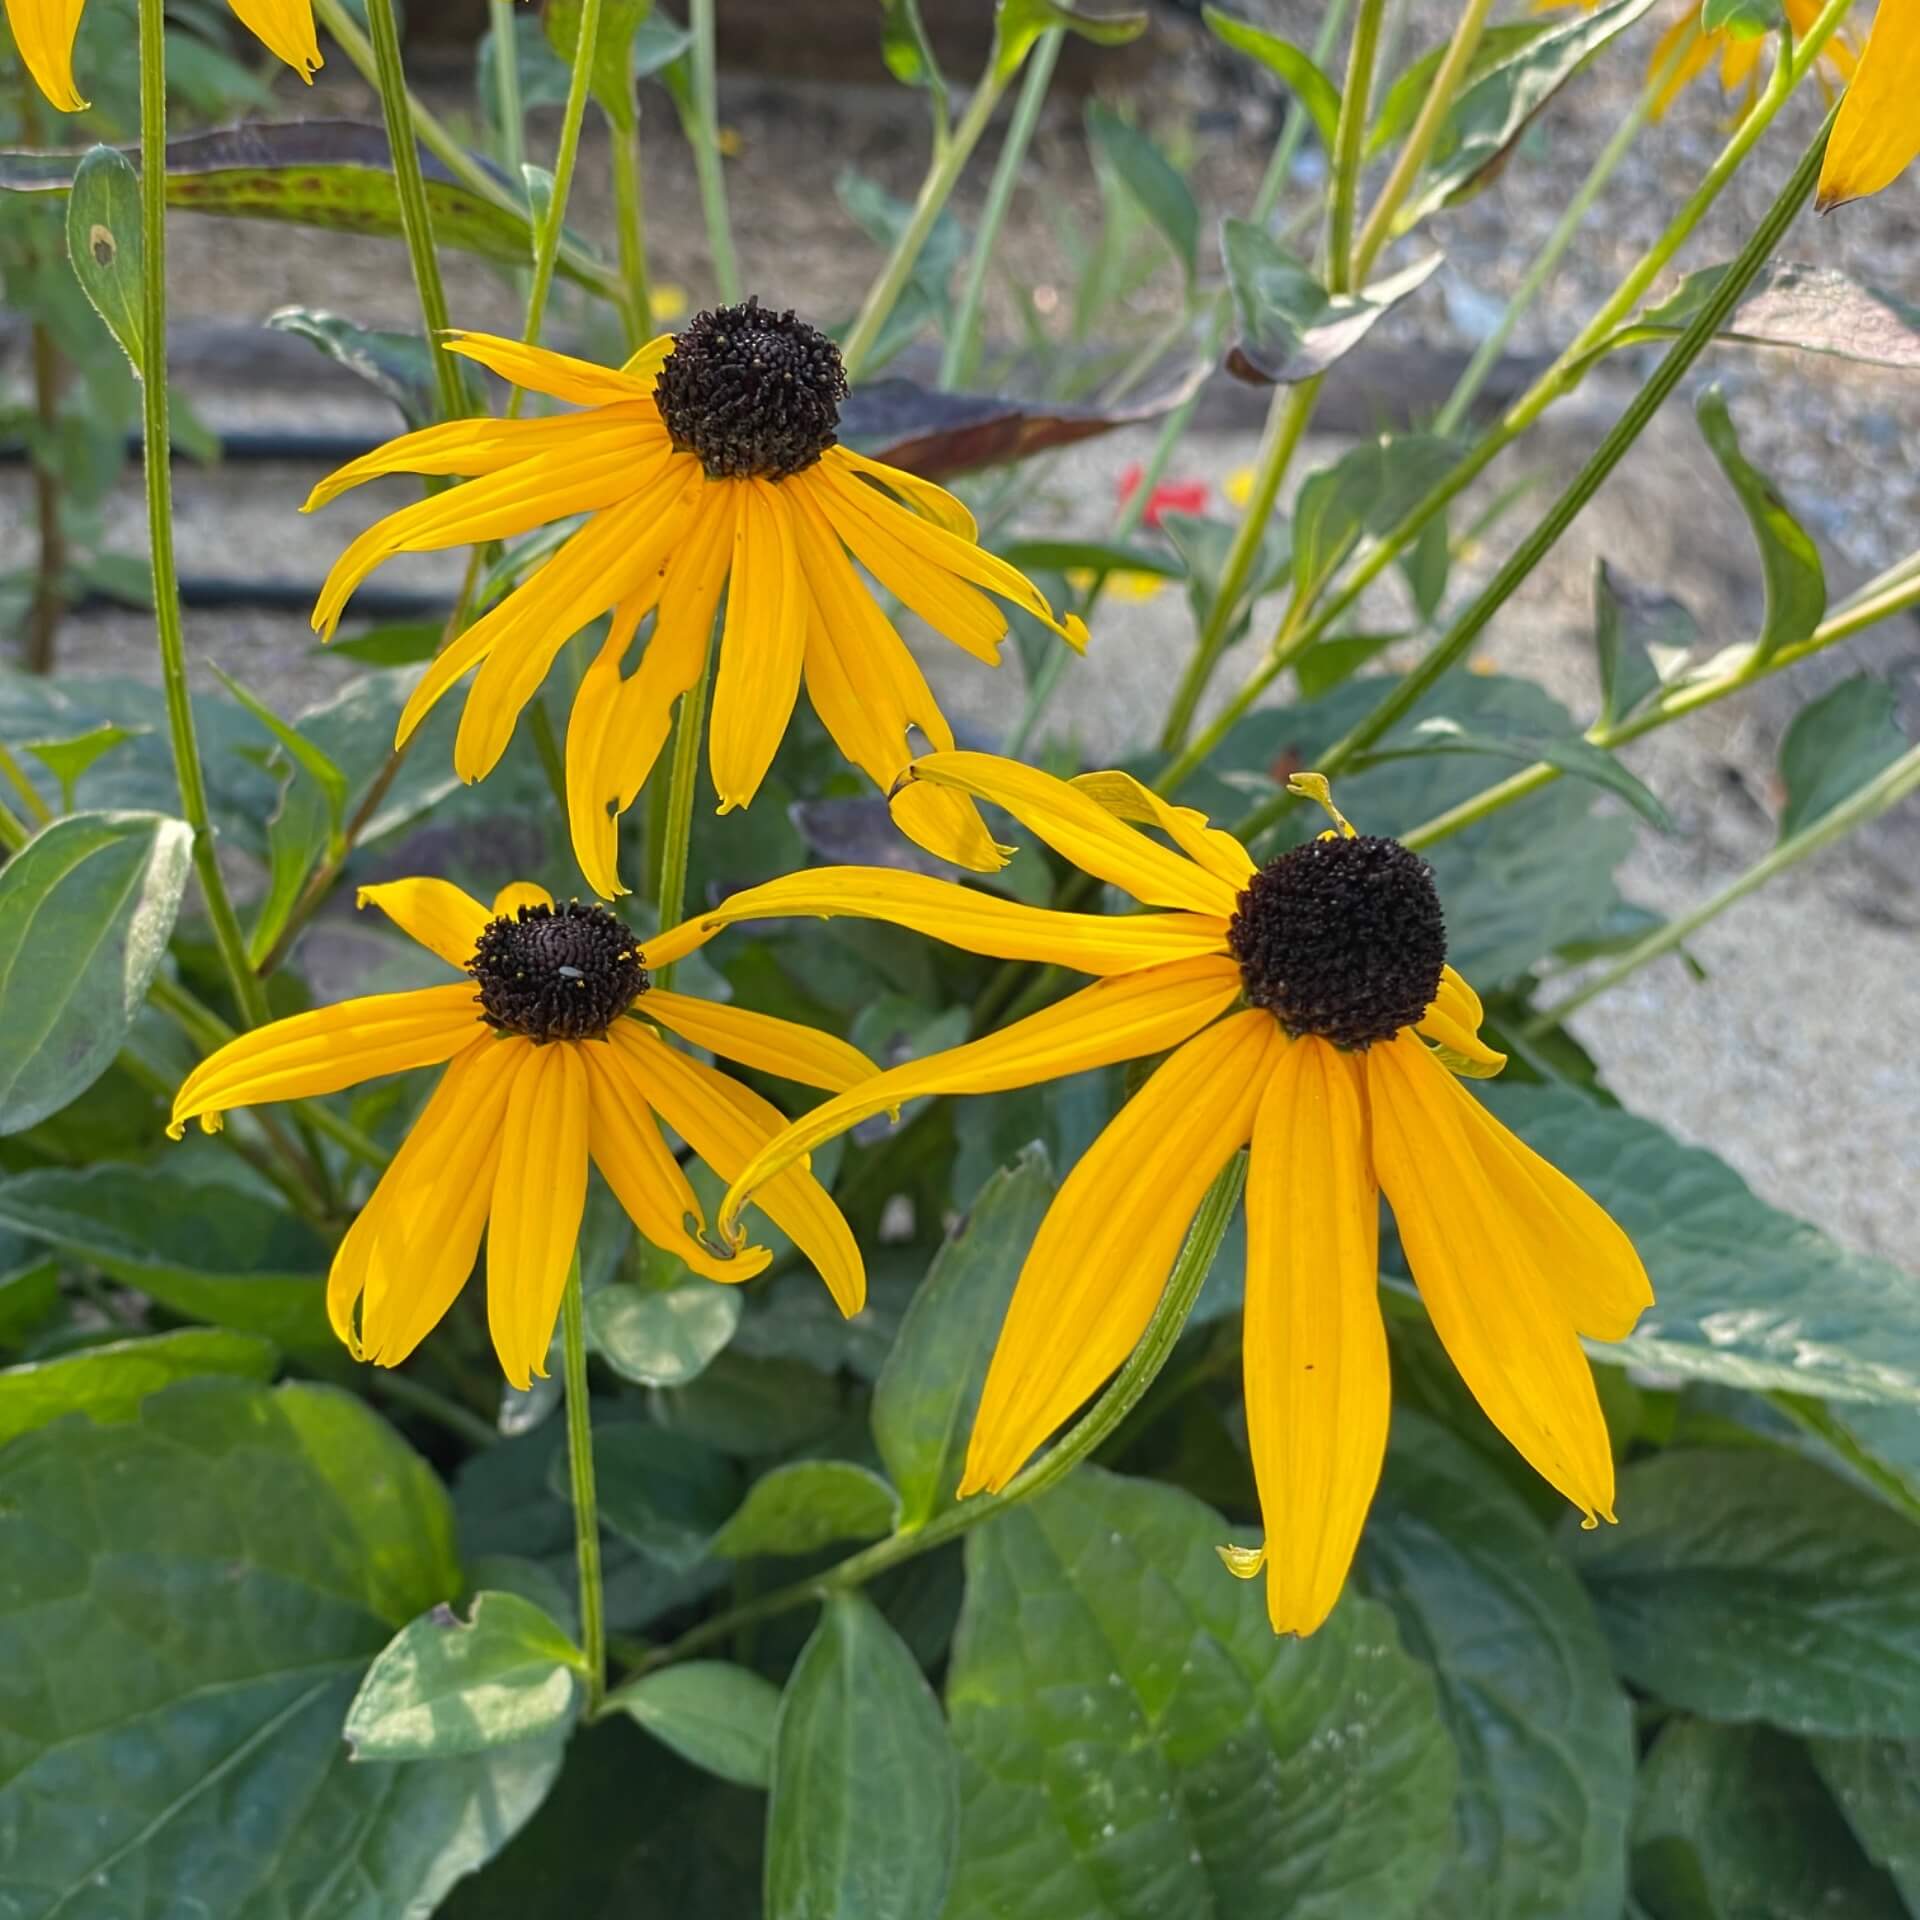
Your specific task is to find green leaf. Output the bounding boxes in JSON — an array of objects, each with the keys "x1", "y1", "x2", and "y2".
[
  {"x1": 1359, "y1": 714, "x2": 1674, "y2": 830},
  {"x1": 1633, "y1": 1720, "x2": 1905, "y2": 1920},
  {"x1": 1776, "y1": 674, "x2": 1910, "y2": 842},
  {"x1": 325, "y1": 618, "x2": 445, "y2": 666},
  {"x1": 544, "y1": 0, "x2": 654, "y2": 131},
  {"x1": 19, "y1": 721, "x2": 146, "y2": 812},
  {"x1": 632, "y1": 12, "x2": 694, "y2": 79},
  {"x1": 64, "y1": 145, "x2": 146, "y2": 374},
  {"x1": 1481, "y1": 1082, "x2": 1920, "y2": 1406},
  {"x1": 268, "y1": 305, "x2": 443, "y2": 428},
  {"x1": 945, "y1": 1468, "x2": 1459, "y2": 1917},
  {"x1": 993, "y1": 0, "x2": 1149, "y2": 81},
  {"x1": 0, "y1": 1162, "x2": 334, "y2": 1350},
  {"x1": 1294, "y1": 630, "x2": 1404, "y2": 698},
  {"x1": 1366, "y1": 22, "x2": 1557, "y2": 159},
  {"x1": 1202, "y1": 9, "x2": 1339, "y2": 151},
  {"x1": 248, "y1": 765, "x2": 329, "y2": 966},
  {"x1": 1701, "y1": 0, "x2": 1778, "y2": 31},
  {"x1": 1397, "y1": 0, "x2": 1661, "y2": 230},
  {"x1": 586, "y1": 1278, "x2": 742, "y2": 1388},
  {"x1": 881, "y1": 0, "x2": 950, "y2": 123},
  {"x1": 605, "y1": 1660, "x2": 783, "y2": 1788},
  {"x1": 1360, "y1": 1414, "x2": 1633, "y2": 1920},
  {"x1": 567, "y1": 1420, "x2": 743, "y2": 1570},
  {"x1": 1571, "y1": 1450, "x2": 1920, "y2": 1737},
  {"x1": 206, "y1": 659, "x2": 351, "y2": 848},
  {"x1": 0, "y1": 810, "x2": 194, "y2": 1136},
  {"x1": 0, "y1": 1326, "x2": 277, "y2": 1446},
  {"x1": 1161, "y1": 508, "x2": 1292, "y2": 642},
  {"x1": 997, "y1": 537, "x2": 1183, "y2": 580},
  {"x1": 0, "y1": 1378, "x2": 560, "y2": 1912},
  {"x1": 1223, "y1": 221, "x2": 1441, "y2": 384},
  {"x1": 0, "y1": 1254, "x2": 59, "y2": 1349},
  {"x1": 767, "y1": 1591, "x2": 959, "y2": 1920},
  {"x1": 872, "y1": 1148, "x2": 1054, "y2": 1528},
  {"x1": 1592, "y1": 558, "x2": 1698, "y2": 729},
  {"x1": 1809, "y1": 1735, "x2": 1920, "y2": 1909},
  {"x1": 709, "y1": 1460, "x2": 900, "y2": 1559},
  {"x1": 1086, "y1": 101, "x2": 1198, "y2": 281},
  {"x1": 1694, "y1": 385, "x2": 1825, "y2": 664},
  {"x1": 1291, "y1": 433, "x2": 1460, "y2": 602},
  {"x1": 345, "y1": 1590, "x2": 584, "y2": 1760}
]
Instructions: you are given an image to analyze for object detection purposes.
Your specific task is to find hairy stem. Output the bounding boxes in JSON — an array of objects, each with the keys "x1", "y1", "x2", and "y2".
[{"x1": 561, "y1": 1258, "x2": 607, "y2": 1705}]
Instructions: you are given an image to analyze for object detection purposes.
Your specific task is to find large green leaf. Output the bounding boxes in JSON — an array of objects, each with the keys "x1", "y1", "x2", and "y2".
[
  {"x1": 1591, "y1": 558, "x2": 1698, "y2": 730},
  {"x1": 0, "y1": 1162, "x2": 333, "y2": 1351},
  {"x1": 1570, "y1": 1450, "x2": 1920, "y2": 1737},
  {"x1": 0, "y1": 1327, "x2": 276, "y2": 1446},
  {"x1": 1483, "y1": 1083, "x2": 1920, "y2": 1406},
  {"x1": 1289, "y1": 433, "x2": 1460, "y2": 603},
  {"x1": 1632, "y1": 1720, "x2": 1905, "y2": 1920},
  {"x1": 1775, "y1": 674, "x2": 1911, "y2": 842},
  {"x1": 871, "y1": 1147, "x2": 1054, "y2": 1528},
  {"x1": 765, "y1": 1591, "x2": 959, "y2": 1920},
  {"x1": 708, "y1": 1460, "x2": 900, "y2": 1559},
  {"x1": 586, "y1": 1278, "x2": 742, "y2": 1389},
  {"x1": 945, "y1": 1468, "x2": 1459, "y2": 1917},
  {"x1": 562, "y1": 1420, "x2": 743, "y2": 1570},
  {"x1": 1202, "y1": 9, "x2": 1339, "y2": 151},
  {"x1": 605, "y1": 1660, "x2": 783, "y2": 1789},
  {"x1": 65, "y1": 145, "x2": 146, "y2": 374},
  {"x1": 1360, "y1": 1415, "x2": 1633, "y2": 1919},
  {"x1": 1086, "y1": 102, "x2": 1198, "y2": 281},
  {"x1": 1809, "y1": 1736, "x2": 1920, "y2": 1909},
  {"x1": 0, "y1": 1379, "x2": 560, "y2": 1914},
  {"x1": 0, "y1": 811, "x2": 194, "y2": 1135}
]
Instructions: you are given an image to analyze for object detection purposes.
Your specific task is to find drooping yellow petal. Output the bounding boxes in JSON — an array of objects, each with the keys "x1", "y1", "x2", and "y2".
[
  {"x1": 620, "y1": 334, "x2": 676, "y2": 383},
  {"x1": 1785, "y1": 0, "x2": 1857, "y2": 78},
  {"x1": 962, "y1": 1010, "x2": 1275, "y2": 1494},
  {"x1": 222, "y1": 0, "x2": 321, "y2": 80},
  {"x1": 642, "y1": 989, "x2": 876, "y2": 1092},
  {"x1": 1242, "y1": 1036, "x2": 1388, "y2": 1636},
  {"x1": 1645, "y1": 11, "x2": 1715, "y2": 116},
  {"x1": 709, "y1": 480, "x2": 806, "y2": 812},
  {"x1": 905, "y1": 751, "x2": 1243, "y2": 917},
  {"x1": 1368, "y1": 1033, "x2": 1627, "y2": 1524},
  {"x1": 6, "y1": 0, "x2": 91, "y2": 111},
  {"x1": 610, "y1": 1024, "x2": 858, "y2": 1313},
  {"x1": 1069, "y1": 769, "x2": 1257, "y2": 891},
  {"x1": 822, "y1": 445, "x2": 979, "y2": 539},
  {"x1": 169, "y1": 985, "x2": 483, "y2": 1137},
  {"x1": 580, "y1": 1043, "x2": 770, "y2": 1283},
  {"x1": 713, "y1": 954, "x2": 1245, "y2": 1243},
  {"x1": 443, "y1": 331, "x2": 661, "y2": 408},
  {"x1": 491, "y1": 881, "x2": 554, "y2": 917},
  {"x1": 1818, "y1": 0, "x2": 1920, "y2": 207},
  {"x1": 645, "y1": 867, "x2": 1230, "y2": 976},
  {"x1": 565, "y1": 602, "x2": 648, "y2": 902},
  {"x1": 486, "y1": 1041, "x2": 591, "y2": 1390},
  {"x1": 356, "y1": 877, "x2": 489, "y2": 970},
  {"x1": 1416, "y1": 966, "x2": 1505, "y2": 1079}
]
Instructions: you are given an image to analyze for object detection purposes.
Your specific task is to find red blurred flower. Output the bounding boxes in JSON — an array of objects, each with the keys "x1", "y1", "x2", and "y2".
[{"x1": 1118, "y1": 463, "x2": 1209, "y2": 530}]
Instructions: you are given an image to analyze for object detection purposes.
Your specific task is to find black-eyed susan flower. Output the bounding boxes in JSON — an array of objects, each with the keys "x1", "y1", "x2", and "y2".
[
  {"x1": 305, "y1": 300, "x2": 1088, "y2": 897},
  {"x1": 8, "y1": 0, "x2": 319, "y2": 111},
  {"x1": 168, "y1": 877, "x2": 871, "y2": 1388},
  {"x1": 643, "y1": 753, "x2": 1653, "y2": 1636},
  {"x1": 1818, "y1": 0, "x2": 1918, "y2": 207}
]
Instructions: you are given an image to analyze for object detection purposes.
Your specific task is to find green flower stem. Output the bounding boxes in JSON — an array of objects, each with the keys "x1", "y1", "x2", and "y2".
[
  {"x1": 136, "y1": 0, "x2": 269, "y2": 1033},
  {"x1": 487, "y1": 0, "x2": 525, "y2": 176},
  {"x1": 0, "y1": 742, "x2": 48, "y2": 825},
  {"x1": 1349, "y1": 0, "x2": 1494, "y2": 281},
  {"x1": 1229, "y1": 111, "x2": 1838, "y2": 847},
  {"x1": 688, "y1": 0, "x2": 743, "y2": 305},
  {"x1": 0, "y1": 796, "x2": 28, "y2": 852},
  {"x1": 650, "y1": 624, "x2": 716, "y2": 990},
  {"x1": 627, "y1": 1152, "x2": 1247, "y2": 1678},
  {"x1": 1524, "y1": 738, "x2": 1920, "y2": 1040},
  {"x1": 361, "y1": 0, "x2": 468, "y2": 424},
  {"x1": 610, "y1": 122, "x2": 656, "y2": 346},
  {"x1": 560, "y1": 1256, "x2": 607, "y2": 1708},
  {"x1": 941, "y1": 28, "x2": 1061, "y2": 390},
  {"x1": 841, "y1": 64, "x2": 1010, "y2": 382},
  {"x1": 1325, "y1": 0, "x2": 1388, "y2": 294}
]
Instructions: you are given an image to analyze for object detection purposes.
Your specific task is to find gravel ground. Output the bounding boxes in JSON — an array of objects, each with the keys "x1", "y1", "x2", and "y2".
[{"x1": 2, "y1": 6, "x2": 1916, "y2": 1265}]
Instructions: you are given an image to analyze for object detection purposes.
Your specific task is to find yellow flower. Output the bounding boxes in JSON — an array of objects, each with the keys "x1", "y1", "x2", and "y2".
[
  {"x1": 645, "y1": 753, "x2": 1653, "y2": 1636},
  {"x1": 7, "y1": 0, "x2": 320, "y2": 111},
  {"x1": 306, "y1": 301, "x2": 1088, "y2": 897},
  {"x1": 1818, "y1": 0, "x2": 1919, "y2": 207},
  {"x1": 168, "y1": 877, "x2": 871, "y2": 1388}
]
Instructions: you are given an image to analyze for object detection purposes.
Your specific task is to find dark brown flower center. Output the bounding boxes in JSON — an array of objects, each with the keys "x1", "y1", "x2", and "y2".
[
  {"x1": 654, "y1": 296, "x2": 847, "y2": 480},
  {"x1": 469, "y1": 900, "x2": 647, "y2": 1042},
  {"x1": 1226, "y1": 834, "x2": 1446, "y2": 1049}
]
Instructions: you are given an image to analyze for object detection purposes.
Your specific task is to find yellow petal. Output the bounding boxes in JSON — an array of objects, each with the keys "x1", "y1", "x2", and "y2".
[
  {"x1": 6, "y1": 0, "x2": 90, "y2": 110},
  {"x1": 645, "y1": 866, "x2": 1230, "y2": 976},
  {"x1": 1368, "y1": 1033, "x2": 1635, "y2": 1523},
  {"x1": 491, "y1": 881, "x2": 555, "y2": 918},
  {"x1": 1645, "y1": 12, "x2": 1713, "y2": 117},
  {"x1": 1069, "y1": 769, "x2": 1257, "y2": 892},
  {"x1": 709, "y1": 481, "x2": 805, "y2": 812},
  {"x1": 565, "y1": 602, "x2": 648, "y2": 901},
  {"x1": 443, "y1": 331, "x2": 660, "y2": 408},
  {"x1": 822, "y1": 444, "x2": 979, "y2": 539},
  {"x1": 962, "y1": 1010, "x2": 1275, "y2": 1494},
  {"x1": 1242, "y1": 1037, "x2": 1388, "y2": 1636},
  {"x1": 169, "y1": 984, "x2": 483, "y2": 1137},
  {"x1": 581, "y1": 1044, "x2": 770, "y2": 1283},
  {"x1": 611, "y1": 1024, "x2": 858, "y2": 1313},
  {"x1": 642, "y1": 989, "x2": 876, "y2": 1092},
  {"x1": 620, "y1": 334, "x2": 676, "y2": 382},
  {"x1": 712, "y1": 954, "x2": 1246, "y2": 1242},
  {"x1": 356, "y1": 877, "x2": 488, "y2": 969},
  {"x1": 486, "y1": 1041, "x2": 591, "y2": 1390},
  {"x1": 906, "y1": 751, "x2": 1243, "y2": 917},
  {"x1": 1818, "y1": 0, "x2": 1920, "y2": 207},
  {"x1": 223, "y1": 0, "x2": 321, "y2": 79}
]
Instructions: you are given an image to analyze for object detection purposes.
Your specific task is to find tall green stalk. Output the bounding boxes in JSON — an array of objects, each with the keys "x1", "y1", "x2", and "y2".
[
  {"x1": 1325, "y1": 0, "x2": 1388, "y2": 293},
  {"x1": 520, "y1": 0, "x2": 605, "y2": 358},
  {"x1": 488, "y1": 0, "x2": 525, "y2": 175},
  {"x1": 651, "y1": 626, "x2": 717, "y2": 991},
  {"x1": 135, "y1": 0, "x2": 268, "y2": 1030},
  {"x1": 559, "y1": 1257, "x2": 606, "y2": 1708},
  {"x1": 688, "y1": 0, "x2": 743, "y2": 304},
  {"x1": 610, "y1": 123, "x2": 656, "y2": 346}
]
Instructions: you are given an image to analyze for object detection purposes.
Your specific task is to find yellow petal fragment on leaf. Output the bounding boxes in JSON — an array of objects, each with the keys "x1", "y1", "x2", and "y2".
[
  {"x1": 1217, "y1": 1542, "x2": 1267, "y2": 1579},
  {"x1": 642, "y1": 989, "x2": 876, "y2": 1093},
  {"x1": 1818, "y1": 0, "x2": 1920, "y2": 207},
  {"x1": 962, "y1": 1010, "x2": 1275, "y2": 1495},
  {"x1": 1242, "y1": 1036, "x2": 1388, "y2": 1636},
  {"x1": 356, "y1": 877, "x2": 489, "y2": 970}
]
